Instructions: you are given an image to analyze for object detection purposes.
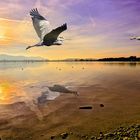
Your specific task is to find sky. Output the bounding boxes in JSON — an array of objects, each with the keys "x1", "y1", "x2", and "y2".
[{"x1": 0, "y1": 0, "x2": 140, "y2": 59}]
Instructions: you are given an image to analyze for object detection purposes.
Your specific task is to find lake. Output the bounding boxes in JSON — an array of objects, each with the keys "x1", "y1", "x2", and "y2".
[
  {"x1": 0, "y1": 62, "x2": 140, "y2": 139},
  {"x1": 0, "y1": 62, "x2": 140, "y2": 104}
]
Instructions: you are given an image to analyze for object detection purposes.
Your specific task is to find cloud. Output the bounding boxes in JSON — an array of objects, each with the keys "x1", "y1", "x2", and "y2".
[{"x1": 0, "y1": 0, "x2": 140, "y2": 59}]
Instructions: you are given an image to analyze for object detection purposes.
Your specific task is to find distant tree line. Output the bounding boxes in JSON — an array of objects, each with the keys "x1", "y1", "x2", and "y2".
[
  {"x1": 0, "y1": 56, "x2": 140, "y2": 62},
  {"x1": 64, "y1": 56, "x2": 140, "y2": 62},
  {"x1": 97, "y1": 56, "x2": 140, "y2": 61}
]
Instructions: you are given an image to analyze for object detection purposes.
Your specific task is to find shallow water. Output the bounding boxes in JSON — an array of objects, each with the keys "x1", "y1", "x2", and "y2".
[{"x1": 0, "y1": 62, "x2": 140, "y2": 105}]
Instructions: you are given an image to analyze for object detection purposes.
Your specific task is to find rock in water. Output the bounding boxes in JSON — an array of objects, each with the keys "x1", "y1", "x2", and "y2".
[
  {"x1": 138, "y1": 131, "x2": 140, "y2": 139},
  {"x1": 60, "y1": 133, "x2": 68, "y2": 139},
  {"x1": 100, "y1": 104, "x2": 104, "y2": 107},
  {"x1": 50, "y1": 135, "x2": 55, "y2": 139},
  {"x1": 79, "y1": 105, "x2": 93, "y2": 109}
]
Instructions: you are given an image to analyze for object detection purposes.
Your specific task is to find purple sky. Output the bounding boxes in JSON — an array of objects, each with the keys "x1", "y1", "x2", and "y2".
[{"x1": 0, "y1": 0, "x2": 140, "y2": 59}]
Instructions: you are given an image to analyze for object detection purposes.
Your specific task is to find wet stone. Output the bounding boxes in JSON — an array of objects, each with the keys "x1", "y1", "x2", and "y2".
[
  {"x1": 100, "y1": 104, "x2": 104, "y2": 107},
  {"x1": 50, "y1": 135, "x2": 55, "y2": 139},
  {"x1": 61, "y1": 133, "x2": 69, "y2": 139},
  {"x1": 138, "y1": 131, "x2": 140, "y2": 139},
  {"x1": 104, "y1": 132, "x2": 114, "y2": 137},
  {"x1": 97, "y1": 137, "x2": 102, "y2": 140},
  {"x1": 69, "y1": 132, "x2": 73, "y2": 135},
  {"x1": 123, "y1": 137, "x2": 129, "y2": 140},
  {"x1": 90, "y1": 136, "x2": 95, "y2": 139}
]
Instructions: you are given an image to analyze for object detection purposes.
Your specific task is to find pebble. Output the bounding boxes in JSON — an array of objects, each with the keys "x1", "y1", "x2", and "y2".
[
  {"x1": 100, "y1": 104, "x2": 104, "y2": 107},
  {"x1": 50, "y1": 135, "x2": 55, "y2": 139},
  {"x1": 138, "y1": 131, "x2": 140, "y2": 139},
  {"x1": 123, "y1": 137, "x2": 129, "y2": 140},
  {"x1": 50, "y1": 124, "x2": 140, "y2": 140},
  {"x1": 91, "y1": 136, "x2": 95, "y2": 139},
  {"x1": 61, "y1": 132, "x2": 68, "y2": 139}
]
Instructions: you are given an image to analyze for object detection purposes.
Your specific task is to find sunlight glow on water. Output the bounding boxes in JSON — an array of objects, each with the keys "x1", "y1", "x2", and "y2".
[{"x1": 0, "y1": 62, "x2": 140, "y2": 105}]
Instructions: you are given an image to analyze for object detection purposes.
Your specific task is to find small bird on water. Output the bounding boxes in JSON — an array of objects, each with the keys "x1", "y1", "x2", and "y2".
[{"x1": 26, "y1": 8, "x2": 67, "y2": 50}]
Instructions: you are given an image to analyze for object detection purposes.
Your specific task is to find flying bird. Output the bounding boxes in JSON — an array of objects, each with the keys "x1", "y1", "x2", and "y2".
[
  {"x1": 26, "y1": 8, "x2": 67, "y2": 50},
  {"x1": 130, "y1": 36, "x2": 140, "y2": 40}
]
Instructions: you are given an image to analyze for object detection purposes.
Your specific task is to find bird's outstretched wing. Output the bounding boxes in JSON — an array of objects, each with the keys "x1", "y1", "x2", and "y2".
[
  {"x1": 30, "y1": 8, "x2": 51, "y2": 40},
  {"x1": 43, "y1": 23, "x2": 67, "y2": 42}
]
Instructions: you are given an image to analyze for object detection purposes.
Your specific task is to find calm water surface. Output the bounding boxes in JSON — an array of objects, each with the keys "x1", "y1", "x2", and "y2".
[{"x1": 0, "y1": 62, "x2": 140, "y2": 105}]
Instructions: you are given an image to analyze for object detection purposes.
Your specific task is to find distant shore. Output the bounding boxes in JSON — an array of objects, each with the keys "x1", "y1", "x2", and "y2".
[{"x1": 0, "y1": 56, "x2": 139, "y2": 62}]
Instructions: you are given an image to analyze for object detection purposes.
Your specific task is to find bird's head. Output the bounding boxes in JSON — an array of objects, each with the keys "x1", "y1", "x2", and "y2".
[{"x1": 58, "y1": 37, "x2": 65, "y2": 41}]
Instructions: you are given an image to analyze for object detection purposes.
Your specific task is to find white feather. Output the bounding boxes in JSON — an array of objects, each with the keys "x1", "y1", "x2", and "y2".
[{"x1": 32, "y1": 18, "x2": 51, "y2": 40}]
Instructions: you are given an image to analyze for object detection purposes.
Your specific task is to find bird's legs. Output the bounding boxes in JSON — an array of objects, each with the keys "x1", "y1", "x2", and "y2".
[{"x1": 26, "y1": 41, "x2": 43, "y2": 50}]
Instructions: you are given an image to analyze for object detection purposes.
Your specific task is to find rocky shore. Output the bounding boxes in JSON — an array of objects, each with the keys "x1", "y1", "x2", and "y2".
[{"x1": 50, "y1": 124, "x2": 140, "y2": 140}]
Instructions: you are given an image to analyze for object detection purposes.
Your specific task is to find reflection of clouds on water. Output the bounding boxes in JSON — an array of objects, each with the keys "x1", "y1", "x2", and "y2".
[
  {"x1": 37, "y1": 91, "x2": 48, "y2": 104},
  {"x1": 0, "y1": 84, "x2": 78, "y2": 123},
  {"x1": 37, "y1": 91, "x2": 60, "y2": 104},
  {"x1": 0, "y1": 81, "x2": 61, "y2": 120},
  {"x1": 19, "y1": 83, "x2": 77, "y2": 119},
  {"x1": 0, "y1": 62, "x2": 140, "y2": 120},
  {"x1": 0, "y1": 62, "x2": 45, "y2": 70},
  {"x1": 24, "y1": 83, "x2": 77, "y2": 104}
]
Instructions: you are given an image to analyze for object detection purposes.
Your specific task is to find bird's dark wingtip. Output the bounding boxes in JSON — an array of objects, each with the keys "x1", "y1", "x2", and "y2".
[
  {"x1": 63, "y1": 23, "x2": 67, "y2": 30},
  {"x1": 30, "y1": 8, "x2": 39, "y2": 16}
]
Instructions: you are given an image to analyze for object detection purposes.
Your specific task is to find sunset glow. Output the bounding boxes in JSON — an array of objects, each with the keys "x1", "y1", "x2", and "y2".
[
  {"x1": 0, "y1": 25, "x2": 6, "y2": 39},
  {"x1": 0, "y1": 83, "x2": 9, "y2": 101},
  {"x1": 0, "y1": 0, "x2": 140, "y2": 59},
  {"x1": 0, "y1": 82, "x2": 18, "y2": 104}
]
